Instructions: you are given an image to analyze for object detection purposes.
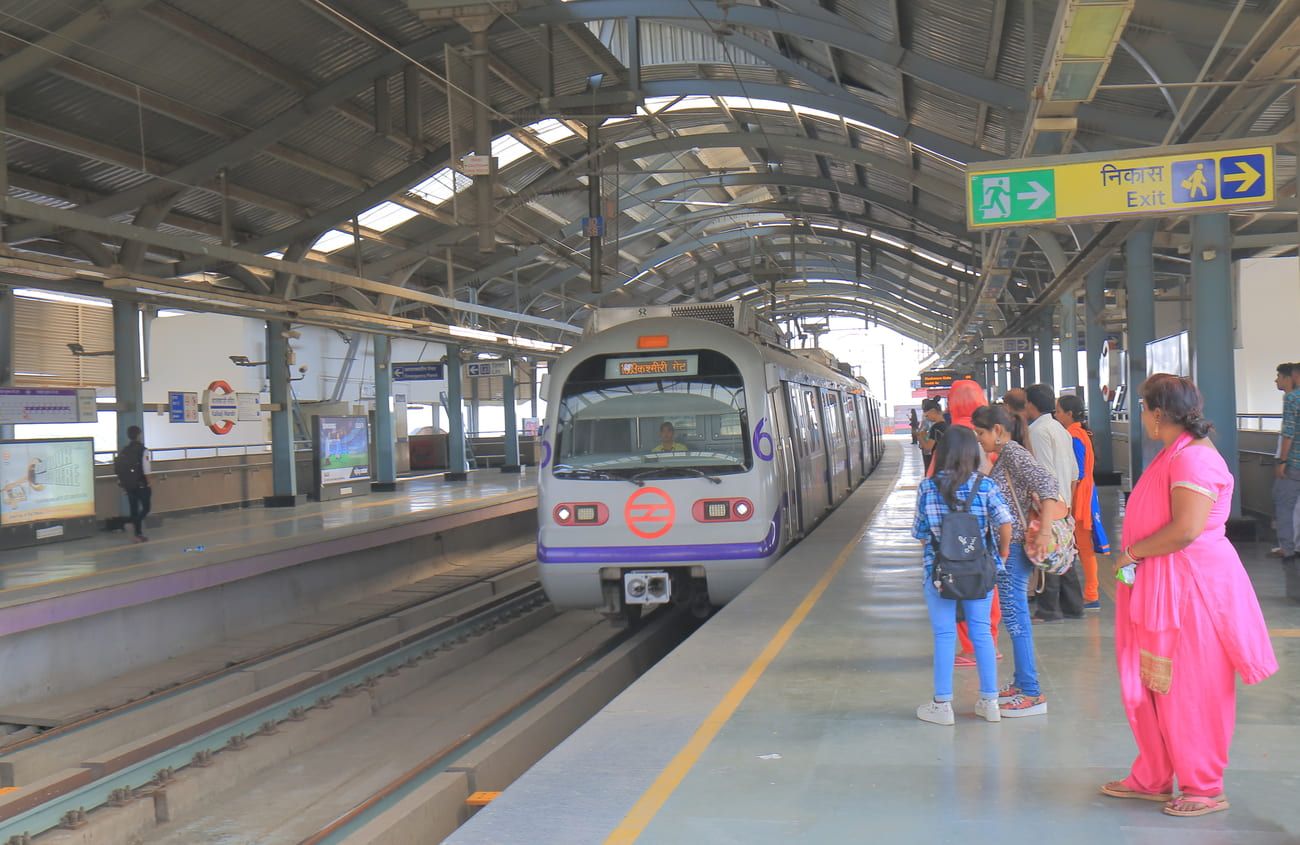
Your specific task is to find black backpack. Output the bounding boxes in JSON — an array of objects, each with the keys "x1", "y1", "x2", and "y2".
[
  {"x1": 114, "y1": 444, "x2": 142, "y2": 490},
  {"x1": 931, "y1": 474, "x2": 996, "y2": 601}
]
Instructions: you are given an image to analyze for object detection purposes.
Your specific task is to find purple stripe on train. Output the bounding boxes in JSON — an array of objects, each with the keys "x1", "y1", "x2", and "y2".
[{"x1": 538, "y1": 511, "x2": 781, "y2": 564}]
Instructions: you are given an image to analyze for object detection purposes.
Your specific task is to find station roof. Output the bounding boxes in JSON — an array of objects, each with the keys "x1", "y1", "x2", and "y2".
[{"x1": 0, "y1": 0, "x2": 1294, "y2": 351}]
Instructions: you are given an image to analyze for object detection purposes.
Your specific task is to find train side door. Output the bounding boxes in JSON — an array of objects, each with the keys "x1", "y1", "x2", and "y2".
[
  {"x1": 843, "y1": 392, "x2": 861, "y2": 488},
  {"x1": 820, "y1": 388, "x2": 848, "y2": 504},
  {"x1": 803, "y1": 386, "x2": 831, "y2": 520},
  {"x1": 772, "y1": 383, "x2": 802, "y2": 541},
  {"x1": 782, "y1": 382, "x2": 807, "y2": 538}
]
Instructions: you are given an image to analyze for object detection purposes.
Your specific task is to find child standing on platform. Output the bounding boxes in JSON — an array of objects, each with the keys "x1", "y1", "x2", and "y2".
[{"x1": 913, "y1": 426, "x2": 1013, "y2": 726}]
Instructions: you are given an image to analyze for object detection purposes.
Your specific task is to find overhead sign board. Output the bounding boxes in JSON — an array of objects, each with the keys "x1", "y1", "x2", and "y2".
[
  {"x1": 464, "y1": 360, "x2": 510, "y2": 378},
  {"x1": 168, "y1": 391, "x2": 198, "y2": 423},
  {"x1": 236, "y1": 393, "x2": 263, "y2": 422},
  {"x1": 920, "y1": 370, "x2": 956, "y2": 389},
  {"x1": 967, "y1": 142, "x2": 1275, "y2": 229},
  {"x1": 605, "y1": 355, "x2": 699, "y2": 380},
  {"x1": 392, "y1": 362, "x2": 445, "y2": 381},
  {"x1": 0, "y1": 388, "x2": 98, "y2": 425},
  {"x1": 984, "y1": 336, "x2": 1032, "y2": 354}
]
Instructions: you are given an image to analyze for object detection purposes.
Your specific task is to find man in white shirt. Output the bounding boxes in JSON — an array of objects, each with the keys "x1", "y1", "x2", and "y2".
[{"x1": 1024, "y1": 383, "x2": 1085, "y2": 621}]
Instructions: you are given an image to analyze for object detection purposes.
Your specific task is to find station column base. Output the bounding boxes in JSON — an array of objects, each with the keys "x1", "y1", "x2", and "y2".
[
  {"x1": 370, "y1": 482, "x2": 399, "y2": 492},
  {"x1": 499, "y1": 465, "x2": 522, "y2": 474},
  {"x1": 443, "y1": 471, "x2": 469, "y2": 482}
]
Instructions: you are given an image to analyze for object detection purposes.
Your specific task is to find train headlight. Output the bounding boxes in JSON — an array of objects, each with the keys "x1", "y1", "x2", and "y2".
[
  {"x1": 692, "y1": 497, "x2": 755, "y2": 522},
  {"x1": 553, "y1": 503, "x2": 609, "y2": 525}
]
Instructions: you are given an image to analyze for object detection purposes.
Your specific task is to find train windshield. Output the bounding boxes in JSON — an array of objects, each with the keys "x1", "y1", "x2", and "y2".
[{"x1": 553, "y1": 349, "x2": 751, "y2": 479}]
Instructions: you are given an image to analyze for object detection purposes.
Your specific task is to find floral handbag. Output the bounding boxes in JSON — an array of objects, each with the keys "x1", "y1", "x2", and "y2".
[{"x1": 1010, "y1": 490, "x2": 1077, "y2": 576}]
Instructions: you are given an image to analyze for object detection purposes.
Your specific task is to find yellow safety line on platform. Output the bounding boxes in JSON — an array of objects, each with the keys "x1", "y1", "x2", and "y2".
[
  {"x1": 1269, "y1": 628, "x2": 1300, "y2": 638},
  {"x1": 0, "y1": 490, "x2": 530, "y2": 596},
  {"x1": 604, "y1": 514, "x2": 875, "y2": 844}
]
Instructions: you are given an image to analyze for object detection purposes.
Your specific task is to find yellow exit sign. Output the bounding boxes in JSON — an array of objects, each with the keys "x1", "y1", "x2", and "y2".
[{"x1": 967, "y1": 142, "x2": 1275, "y2": 229}]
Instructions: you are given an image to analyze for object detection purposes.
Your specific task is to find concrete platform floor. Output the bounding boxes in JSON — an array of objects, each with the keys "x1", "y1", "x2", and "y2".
[
  {"x1": 0, "y1": 468, "x2": 536, "y2": 612},
  {"x1": 449, "y1": 442, "x2": 1299, "y2": 845}
]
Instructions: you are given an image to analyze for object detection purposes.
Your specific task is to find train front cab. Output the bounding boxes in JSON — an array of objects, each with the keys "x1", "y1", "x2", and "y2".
[{"x1": 538, "y1": 342, "x2": 781, "y2": 619}]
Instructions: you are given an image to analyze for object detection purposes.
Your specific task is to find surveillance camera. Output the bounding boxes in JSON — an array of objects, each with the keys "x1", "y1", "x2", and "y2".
[{"x1": 298, "y1": 364, "x2": 309, "y2": 374}]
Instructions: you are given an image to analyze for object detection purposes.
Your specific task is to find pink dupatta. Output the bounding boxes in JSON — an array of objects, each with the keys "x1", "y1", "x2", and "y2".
[{"x1": 1119, "y1": 432, "x2": 1277, "y2": 692}]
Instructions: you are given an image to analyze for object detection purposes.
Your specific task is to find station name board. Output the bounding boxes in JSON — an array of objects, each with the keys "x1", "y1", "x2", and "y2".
[{"x1": 605, "y1": 355, "x2": 699, "y2": 380}]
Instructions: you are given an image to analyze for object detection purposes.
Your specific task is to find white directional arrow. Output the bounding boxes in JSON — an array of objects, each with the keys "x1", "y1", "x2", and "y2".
[{"x1": 1017, "y1": 180, "x2": 1051, "y2": 211}]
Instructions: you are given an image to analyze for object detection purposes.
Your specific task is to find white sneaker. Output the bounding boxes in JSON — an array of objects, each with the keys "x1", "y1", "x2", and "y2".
[
  {"x1": 975, "y1": 697, "x2": 1001, "y2": 723},
  {"x1": 916, "y1": 700, "x2": 955, "y2": 726}
]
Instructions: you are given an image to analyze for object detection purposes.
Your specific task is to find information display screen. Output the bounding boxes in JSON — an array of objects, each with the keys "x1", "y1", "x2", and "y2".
[
  {"x1": 920, "y1": 370, "x2": 956, "y2": 389},
  {"x1": 0, "y1": 438, "x2": 96, "y2": 526},
  {"x1": 316, "y1": 416, "x2": 371, "y2": 486},
  {"x1": 604, "y1": 355, "x2": 700, "y2": 380}
]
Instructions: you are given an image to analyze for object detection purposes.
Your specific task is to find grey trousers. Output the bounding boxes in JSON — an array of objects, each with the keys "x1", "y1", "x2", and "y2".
[{"x1": 1272, "y1": 468, "x2": 1300, "y2": 554}]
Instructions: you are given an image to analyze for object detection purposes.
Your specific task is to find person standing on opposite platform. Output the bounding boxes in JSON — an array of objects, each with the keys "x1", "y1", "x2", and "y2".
[
  {"x1": 1102, "y1": 374, "x2": 1277, "y2": 817},
  {"x1": 1270, "y1": 362, "x2": 1300, "y2": 561},
  {"x1": 1025, "y1": 383, "x2": 1085, "y2": 622},
  {"x1": 113, "y1": 425, "x2": 152, "y2": 543},
  {"x1": 912, "y1": 426, "x2": 1013, "y2": 726},
  {"x1": 909, "y1": 408, "x2": 920, "y2": 445},
  {"x1": 971, "y1": 404, "x2": 1069, "y2": 718},
  {"x1": 1056, "y1": 394, "x2": 1110, "y2": 611}
]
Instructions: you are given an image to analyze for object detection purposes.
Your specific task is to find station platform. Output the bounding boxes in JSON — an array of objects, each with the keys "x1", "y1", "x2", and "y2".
[
  {"x1": 448, "y1": 443, "x2": 1299, "y2": 844},
  {"x1": 0, "y1": 469, "x2": 537, "y2": 711},
  {"x1": 0, "y1": 469, "x2": 537, "y2": 637}
]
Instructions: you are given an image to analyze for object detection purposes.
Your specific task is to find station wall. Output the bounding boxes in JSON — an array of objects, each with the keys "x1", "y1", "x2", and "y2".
[{"x1": 1234, "y1": 256, "x2": 1300, "y2": 415}]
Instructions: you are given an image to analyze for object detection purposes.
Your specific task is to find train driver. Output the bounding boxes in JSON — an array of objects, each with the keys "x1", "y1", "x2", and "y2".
[{"x1": 651, "y1": 421, "x2": 689, "y2": 453}]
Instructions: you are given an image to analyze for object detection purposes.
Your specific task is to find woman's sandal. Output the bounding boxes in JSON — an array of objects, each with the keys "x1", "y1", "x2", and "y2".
[
  {"x1": 1163, "y1": 794, "x2": 1230, "y2": 817},
  {"x1": 1100, "y1": 781, "x2": 1173, "y2": 802}
]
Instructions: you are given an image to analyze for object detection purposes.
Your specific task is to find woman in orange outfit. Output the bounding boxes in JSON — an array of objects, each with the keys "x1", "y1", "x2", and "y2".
[
  {"x1": 1055, "y1": 394, "x2": 1106, "y2": 609},
  {"x1": 934, "y1": 379, "x2": 1002, "y2": 664}
]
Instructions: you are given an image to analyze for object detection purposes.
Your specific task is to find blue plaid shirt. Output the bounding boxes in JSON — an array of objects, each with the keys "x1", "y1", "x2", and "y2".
[
  {"x1": 913, "y1": 472, "x2": 1013, "y2": 581},
  {"x1": 1283, "y1": 389, "x2": 1300, "y2": 471}
]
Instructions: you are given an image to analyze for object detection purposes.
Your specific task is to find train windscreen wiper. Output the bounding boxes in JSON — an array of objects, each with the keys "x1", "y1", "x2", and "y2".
[
  {"x1": 552, "y1": 466, "x2": 644, "y2": 485},
  {"x1": 630, "y1": 467, "x2": 723, "y2": 485}
]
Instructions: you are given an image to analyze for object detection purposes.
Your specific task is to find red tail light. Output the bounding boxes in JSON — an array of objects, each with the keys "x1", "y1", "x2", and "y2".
[
  {"x1": 553, "y1": 502, "x2": 609, "y2": 526},
  {"x1": 692, "y1": 498, "x2": 754, "y2": 522}
]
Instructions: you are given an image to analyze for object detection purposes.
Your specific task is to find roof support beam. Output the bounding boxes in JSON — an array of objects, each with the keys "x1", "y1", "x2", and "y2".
[{"x1": 0, "y1": 0, "x2": 157, "y2": 92}]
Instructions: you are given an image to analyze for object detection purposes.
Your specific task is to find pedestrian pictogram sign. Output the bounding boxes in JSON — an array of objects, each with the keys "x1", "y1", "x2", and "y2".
[{"x1": 967, "y1": 142, "x2": 1274, "y2": 229}]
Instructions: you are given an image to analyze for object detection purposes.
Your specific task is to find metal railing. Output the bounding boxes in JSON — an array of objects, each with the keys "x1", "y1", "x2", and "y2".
[
  {"x1": 92, "y1": 443, "x2": 299, "y2": 465},
  {"x1": 1237, "y1": 413, "x2": 1282, "y2": 432}
]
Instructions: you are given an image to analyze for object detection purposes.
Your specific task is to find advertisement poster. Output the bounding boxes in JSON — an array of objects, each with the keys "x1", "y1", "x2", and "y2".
[
  {"x1": 317, "y1": 417, "x2": 371, "y2": 485},
  {"x1": 0, "y1": 439, "x2": 96, "y2": 526}
]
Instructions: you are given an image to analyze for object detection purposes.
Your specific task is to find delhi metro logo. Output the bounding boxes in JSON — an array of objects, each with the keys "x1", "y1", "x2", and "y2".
[{"x1": 625, "y1": 486, "x2": 675, "y2": 540}]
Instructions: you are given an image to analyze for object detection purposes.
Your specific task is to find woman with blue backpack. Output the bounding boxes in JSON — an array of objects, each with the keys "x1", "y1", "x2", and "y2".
[{"x1": 912, "y1": 426, "x2": 1013, "y2": 725}]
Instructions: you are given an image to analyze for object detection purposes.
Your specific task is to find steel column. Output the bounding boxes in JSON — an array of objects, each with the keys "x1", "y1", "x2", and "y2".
[
  {"x1": 0, "y1": 287, "x2": 12, "y2": 439},
  {"x1": 1059, "y1": 293, "x2": 1079, "y2": 390},
  {"x1": 588, "y1": 123, "x2": 602, "y2": 294},
  {"x1": 371, "y1": 333, "x2": 397, "y2": 491},
  {"x1": 1022, "y1": 346, "x2": 1036, "y2": 385},
  {"x1": 112, "y1": 301, "x2": 144, "y2": 449},
  {"x1": 1191, "y1": 212, "x2": 1240, "y2": 515},
  {"x1": 1037, "y1": 312, "x2": 1055, "y2": 388},
  {"x1": 1126, "y1": 224, "x2": 1157, "y2": 482},
  {"x1": 265, "y1": 320, "x2": 298, "y2": 506},
  {"x1": 445, "y1": 344, "x2": 468, "y2": 481},
  {"x1": 1085, "y1": 262, "x2": 1113, "y2": 473},
  {"x1": 501, "y1": 361, "x2": 521, "y2": 473},
  {"x1": 471, "y1": 29, "x2": 494, "y2": 253}
]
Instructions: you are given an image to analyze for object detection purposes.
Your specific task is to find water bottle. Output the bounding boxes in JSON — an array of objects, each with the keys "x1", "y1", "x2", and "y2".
[{"x1": 1116, "y1": 563, "x2": 1136, "y2": 586}]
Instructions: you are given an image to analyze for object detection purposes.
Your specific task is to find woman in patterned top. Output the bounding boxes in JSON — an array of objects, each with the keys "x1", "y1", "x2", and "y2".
[
  {"x1": 912, "y1": 426, "x2": 1013, "y2": 726},
  {"x1": 971, "y1": 404, "x2": 1070, "y2": 718}
]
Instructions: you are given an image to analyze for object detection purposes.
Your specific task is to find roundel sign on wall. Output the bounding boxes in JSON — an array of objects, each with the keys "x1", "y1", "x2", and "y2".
[
  {"x1": 202, "y1": 380, "x2": 240, "y2": 435},
  {"x1": 624, "y1": 486, "x2": 675, "y2": 540}
]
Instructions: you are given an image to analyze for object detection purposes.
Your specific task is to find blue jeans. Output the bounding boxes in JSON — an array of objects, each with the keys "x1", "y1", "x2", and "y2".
[
  {"x1": 923, "y1": 579, "x2": 997, "y2": 701},
  {"x1": 996, "y1": 544, "x2": 1041, "y2": 697}
]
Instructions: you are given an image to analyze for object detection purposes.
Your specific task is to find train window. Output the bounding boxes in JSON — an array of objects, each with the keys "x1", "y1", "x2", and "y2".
[
  {"x1": 803, "y1": 389, "x2": 821, "y2": 450},
  {"x1": 552, "y1": 349, "x2": 752, "y2": 479}
]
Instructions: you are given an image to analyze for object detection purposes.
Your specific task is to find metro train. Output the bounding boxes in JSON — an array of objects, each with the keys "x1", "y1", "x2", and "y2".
[{"x1": 536, "y1": 302, "x2": 886, "y2": 620}]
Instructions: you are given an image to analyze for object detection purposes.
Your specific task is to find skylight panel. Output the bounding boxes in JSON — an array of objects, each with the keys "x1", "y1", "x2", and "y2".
[
  {"x1": 528, "y1": 119, "x2": 575, "y2": 145},
  {"x1": 664, "y1": 96, "x2": 717, "y2": 112},
  {"x1": 409, "y1": 168, "x2": 465, "y2": 204},
  {"x1": 311, "y1": 230, "x2": 355, "y2": 253},
  {"x1": 357, "y1": 201, "x2": 419, "y2": 232},
  {"x1": 492, "y1": 134, "x2": 532, "y2": 169}
]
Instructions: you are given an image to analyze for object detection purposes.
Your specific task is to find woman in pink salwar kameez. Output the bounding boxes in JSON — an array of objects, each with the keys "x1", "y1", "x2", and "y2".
[{"x1": 1102, "y1": 374, "x2": 1278, "y2": 818}]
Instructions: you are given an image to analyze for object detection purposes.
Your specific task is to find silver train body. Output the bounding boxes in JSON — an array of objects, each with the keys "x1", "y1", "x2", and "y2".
[{"x1": 537, "y1": 303, "x2": 885, "y2": 616}]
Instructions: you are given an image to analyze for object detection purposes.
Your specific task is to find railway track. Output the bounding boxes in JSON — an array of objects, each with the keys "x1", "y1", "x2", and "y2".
[{"x1": 0, "y1": 568, "x2": 691, "y2": 845}]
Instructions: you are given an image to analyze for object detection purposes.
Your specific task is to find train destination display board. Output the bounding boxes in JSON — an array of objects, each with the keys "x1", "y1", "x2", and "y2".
[
  {"x1": 605, "y1": 355, "x2": 700, "y2": 380},
  {"x1": 967, "y1": 142, "x2": 1275, "y2": 229},
  {"x1": 0, "y1": 438, "x2": 96, "y2": 527}
]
